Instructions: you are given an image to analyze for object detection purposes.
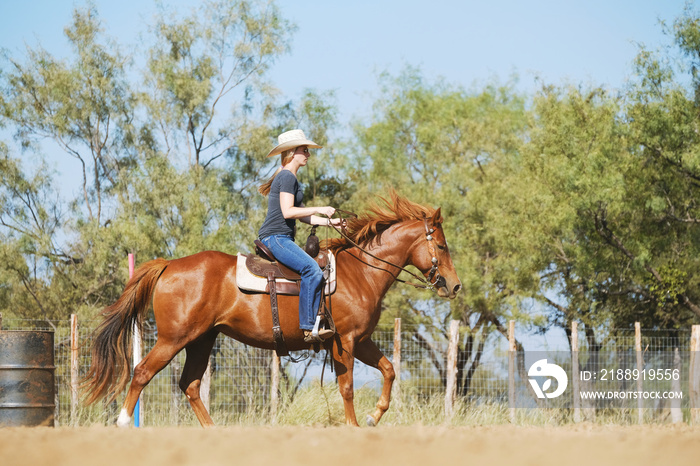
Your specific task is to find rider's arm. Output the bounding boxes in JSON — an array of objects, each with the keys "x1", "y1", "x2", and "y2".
[{"x1": 280, "y1": 193, "x2": 334, "y2": 226}]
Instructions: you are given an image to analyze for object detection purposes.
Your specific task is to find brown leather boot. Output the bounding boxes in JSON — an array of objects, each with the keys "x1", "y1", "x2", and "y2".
[{"x1": 303, "y1": 330, "x2": 324, "y2": 343}]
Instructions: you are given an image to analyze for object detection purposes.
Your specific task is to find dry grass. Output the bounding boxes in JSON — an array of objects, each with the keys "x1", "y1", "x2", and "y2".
[{"x1": 63, "y1": 378, "x2": 692, "y2": 427}]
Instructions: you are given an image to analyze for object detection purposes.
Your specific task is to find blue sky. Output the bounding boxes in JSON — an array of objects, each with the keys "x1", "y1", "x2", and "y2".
[{"x1": 0, "y1": 0, "x2": 692, "y2": 125}]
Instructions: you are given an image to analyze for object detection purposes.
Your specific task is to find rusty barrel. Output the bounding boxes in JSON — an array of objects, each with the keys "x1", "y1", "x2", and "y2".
[{"x1": 0, "y1": 330, "x2": 55, "y2": 427}]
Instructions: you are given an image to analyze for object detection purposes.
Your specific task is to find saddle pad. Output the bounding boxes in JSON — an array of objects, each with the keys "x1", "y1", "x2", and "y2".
[{"x1": 236, "y1": 251, "x2": 337, "y2": 296}]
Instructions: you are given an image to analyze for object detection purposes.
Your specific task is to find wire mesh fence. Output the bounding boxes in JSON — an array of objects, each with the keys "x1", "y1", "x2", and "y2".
[{"x1": 1, "y1": 316, "x2": 698, "y2": 426}]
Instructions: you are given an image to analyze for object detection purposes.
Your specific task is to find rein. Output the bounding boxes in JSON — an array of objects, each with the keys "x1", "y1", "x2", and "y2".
[{"x1": 325, "y1": 210, "x2": 444, "y2": 292}]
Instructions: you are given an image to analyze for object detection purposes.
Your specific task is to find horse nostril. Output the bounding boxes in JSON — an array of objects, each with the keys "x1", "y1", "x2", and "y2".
[{"x1": 453, "y1": 284, "x2": 462, "y2": 294}]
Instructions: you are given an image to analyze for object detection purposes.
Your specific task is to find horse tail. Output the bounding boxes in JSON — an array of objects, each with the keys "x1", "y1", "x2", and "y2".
[{"x1": 82, "y1": 258, "x2": 169, "y2": 405}]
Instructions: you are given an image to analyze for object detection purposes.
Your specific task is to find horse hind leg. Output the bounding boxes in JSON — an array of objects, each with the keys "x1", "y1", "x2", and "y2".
[
  {"x1": 355, "y1": 339, "x2": 395, "y2": 427},
  {"x1": 117, "y1": 339, "x2": 181, "y2": 427},
  {"x1": 179, "y1": 330, "x2": 218, "y2": 428}
]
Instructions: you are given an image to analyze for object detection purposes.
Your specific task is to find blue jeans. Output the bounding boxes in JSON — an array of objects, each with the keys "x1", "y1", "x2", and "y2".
[{"x1": 260, "y1": 235, "x2": 323, "y2": 330}]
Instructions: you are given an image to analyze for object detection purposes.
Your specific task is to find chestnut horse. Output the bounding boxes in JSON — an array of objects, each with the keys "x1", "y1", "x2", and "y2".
[{"x1": 83, "y1": 193, "x2": 461, "y2": 426}]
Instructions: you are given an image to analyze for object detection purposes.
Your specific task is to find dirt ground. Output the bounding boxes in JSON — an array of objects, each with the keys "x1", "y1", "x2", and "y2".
[{"x1": 1, "y1": 424, "x2": 699, "y2": 466}]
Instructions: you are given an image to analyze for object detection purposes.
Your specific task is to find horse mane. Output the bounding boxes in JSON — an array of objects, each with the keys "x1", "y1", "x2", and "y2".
[{"x1": 323, "y1": 190, "x2": 436, "y2": 253}]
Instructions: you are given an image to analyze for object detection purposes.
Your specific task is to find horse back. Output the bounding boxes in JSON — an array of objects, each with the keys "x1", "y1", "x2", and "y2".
[{"x1": 150, "y1": 251, "x2": 244, "y2": 329}]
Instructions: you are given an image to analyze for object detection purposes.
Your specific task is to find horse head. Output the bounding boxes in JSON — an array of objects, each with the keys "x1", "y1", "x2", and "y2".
[{"x1": 408, "y1": 207, "x2": 462, "y2": 299}]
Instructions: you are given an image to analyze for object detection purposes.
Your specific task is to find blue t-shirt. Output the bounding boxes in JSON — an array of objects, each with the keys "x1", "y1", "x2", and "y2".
[{"x1": 258, "y1": 170, "x2": 303, "y2": 239}]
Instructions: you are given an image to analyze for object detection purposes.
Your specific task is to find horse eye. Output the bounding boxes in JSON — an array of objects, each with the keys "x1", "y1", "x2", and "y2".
[{"x1": 437, "y1": 244, "x2": 446, "y2": 251}]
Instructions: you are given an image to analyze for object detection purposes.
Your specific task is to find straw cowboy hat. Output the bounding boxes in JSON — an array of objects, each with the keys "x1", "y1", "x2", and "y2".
[{"x1": 267, "y1": 129, "x2": 322, "y2": 157}]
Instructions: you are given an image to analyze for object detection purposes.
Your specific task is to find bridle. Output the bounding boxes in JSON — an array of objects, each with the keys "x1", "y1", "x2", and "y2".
[
  {"x1": 326, "y1": 210, "x2": 446, "y2": 292},
  {"x1": 422, "y1": 216, "x2": 447, "y2": 290}
]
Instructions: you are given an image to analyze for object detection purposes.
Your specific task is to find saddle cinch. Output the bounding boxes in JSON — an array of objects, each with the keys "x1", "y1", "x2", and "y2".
[{"x1": 236, "y1": 233, "x2": 337, "y2": 357}]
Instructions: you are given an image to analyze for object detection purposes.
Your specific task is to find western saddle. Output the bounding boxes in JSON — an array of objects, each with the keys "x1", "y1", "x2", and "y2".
[{"x1": 245, "y1": 238, "x2": 334, "y2": 357}]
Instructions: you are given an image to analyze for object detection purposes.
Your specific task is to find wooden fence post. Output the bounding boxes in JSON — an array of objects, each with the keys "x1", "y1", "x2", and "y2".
[
  {"x1": 392, "y1": 318, "x2": 402, "y2": 410},
  {"x1": 635, "y1": 322, "x2": 644, "y2": 424},
  {"x1": 671, "y1": 347, "x2": 682, "y2": 423},
  {"x1": 444, "y1": 320, "x2": 460, "y2": 420},
  {"x1": 70, "y1": 314, "x2": 79, "y2": 426},
  {"x1": 508, "y1": 320, "x2": 516, "y2": 423},
  {"x1": 270, "y1": 351, "x2": 280, "y2": 423},
  {"x1": 201, "y1": 357, "x2": 212, "y2": 413},
  {"x1": 571, "y1": 321, "x2": 581, "y2": 423},
  {"x1": 170, "y1": 358, "x2": 180, "y2": 425},
  {"x1": 691, "y1": 325, "x2": 700, "y2": 425}
]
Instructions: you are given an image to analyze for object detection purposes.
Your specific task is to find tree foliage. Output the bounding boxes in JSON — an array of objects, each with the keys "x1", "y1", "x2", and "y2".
[
  {"x1": 0, "y1": 1, "x2": 310, "y2": 321},
  {"x1": 1, "y1": 6, "x2": 134, "y2": 224}
]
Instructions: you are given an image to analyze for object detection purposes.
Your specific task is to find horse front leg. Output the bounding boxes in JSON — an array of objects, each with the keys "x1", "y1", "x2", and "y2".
[
  {"x1": 355, "y1": 338, "x2": 395, "y2": 427},
  {"x1": 332, "y1": 336, "x2": 359, "y2": 426}
]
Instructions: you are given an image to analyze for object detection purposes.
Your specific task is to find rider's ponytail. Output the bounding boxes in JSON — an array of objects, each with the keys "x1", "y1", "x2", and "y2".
[{"x1": 258, "y1": 150, "x2": 295, "y2": 196}]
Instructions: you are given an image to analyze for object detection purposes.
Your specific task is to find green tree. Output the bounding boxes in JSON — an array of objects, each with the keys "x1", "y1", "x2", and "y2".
[
  {"x1": 517, "y1": 85, "x2": 639, "y2": 343},
  {"x1": 0, "y1": 146, "x2": 67, "y2": 322},
  {"x1": 142, "y1": 0, "x2": 293, "y2": 168},
  {"x1": 1, "y1": 6, "x2": 135, "y2": 224},
  {"x1": 510, "y1": 7, "x2": 700, "y2": 347},
  {"x1": 619, "y1": 6, "x2": 700, "y2": 324}
]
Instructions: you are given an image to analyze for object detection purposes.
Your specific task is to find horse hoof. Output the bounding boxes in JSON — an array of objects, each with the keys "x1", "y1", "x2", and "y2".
[
  {"x1": 366, "y1": 415, "x2": 376, "y2": 427},
  {"x1": 116, "y1": 408, "x2": 131, "y2": 428}
]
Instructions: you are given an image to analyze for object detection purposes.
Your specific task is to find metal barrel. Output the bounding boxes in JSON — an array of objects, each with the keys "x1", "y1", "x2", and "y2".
[{"x1": 0, "y1": 330, "x2": 55, "y2": 427}]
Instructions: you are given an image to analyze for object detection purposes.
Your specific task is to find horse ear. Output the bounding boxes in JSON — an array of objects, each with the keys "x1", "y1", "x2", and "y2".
[{"x1": 431, "y1": 207, "x2": 443, "y2": 226}]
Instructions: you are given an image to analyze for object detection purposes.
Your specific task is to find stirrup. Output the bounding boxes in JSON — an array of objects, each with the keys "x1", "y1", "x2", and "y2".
[
  {"x1": 311, "y1": 315, "x2": 335, "y2": 340},
  {"x1": 303, "y1": 330, "x2": 324, "y2": 343}
]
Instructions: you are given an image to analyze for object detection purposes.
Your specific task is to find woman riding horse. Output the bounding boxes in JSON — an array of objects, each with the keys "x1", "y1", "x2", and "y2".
[
  {"x1": 257, "y1": 129, "x2": 343, "y2": 342},
  {"x1": 83, "y1": 186, "x2": 462, "y2": 427}
]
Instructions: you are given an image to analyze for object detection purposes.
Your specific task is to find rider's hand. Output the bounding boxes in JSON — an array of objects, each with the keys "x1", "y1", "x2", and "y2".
[{"x1": 317, "y1": 206, "x2": 336, "y2": 218}]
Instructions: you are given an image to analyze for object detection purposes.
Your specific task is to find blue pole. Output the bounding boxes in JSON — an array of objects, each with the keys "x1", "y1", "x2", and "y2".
[{"x1": 134, "y1": 399, "x2": 140, "y2": 427}]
